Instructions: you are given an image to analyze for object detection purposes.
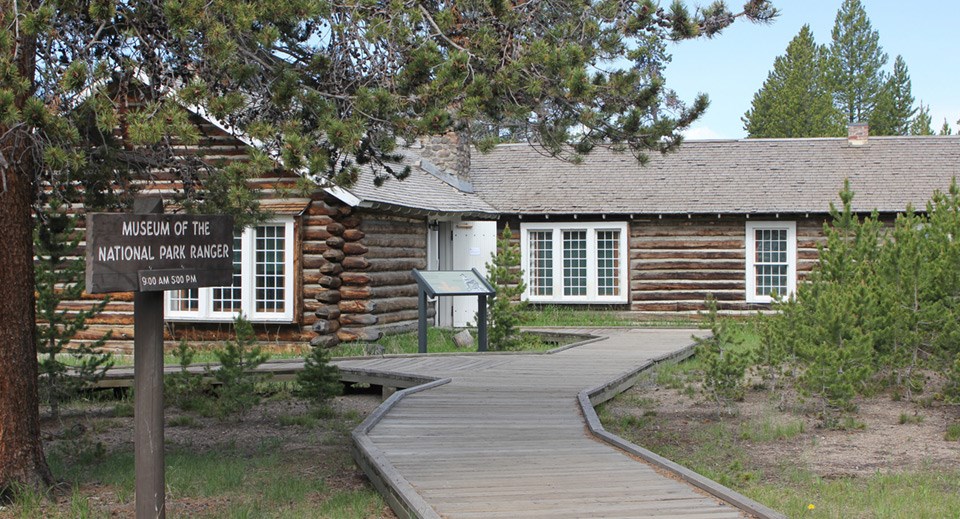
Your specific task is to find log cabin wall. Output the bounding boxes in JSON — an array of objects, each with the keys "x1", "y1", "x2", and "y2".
[
  {"x1": 630, "y1": 215, "x2": 825, "y2": 313},
  {"x1": 497, "y1": 214, "x2": 829, "y2": 314},
  {"x1": 308, "y1": 206, "x2": 431, "y2": 349}
]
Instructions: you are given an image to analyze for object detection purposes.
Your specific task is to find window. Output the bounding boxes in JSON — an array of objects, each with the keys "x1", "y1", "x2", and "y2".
[
  {"x1": 166, "y1": 219, "x2": 296, "y2": 322},
  {"x1": 520, "y1": 222, "x2": 628, "y2": 303},
  {"x1": 745, "y1": 221, "x2": 796, "y2": 303}
]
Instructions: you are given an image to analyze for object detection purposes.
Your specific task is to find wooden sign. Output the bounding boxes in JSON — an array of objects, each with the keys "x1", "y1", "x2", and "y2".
[{"x1": 85, "y1": 214, "x2": 234, "y2": 294}]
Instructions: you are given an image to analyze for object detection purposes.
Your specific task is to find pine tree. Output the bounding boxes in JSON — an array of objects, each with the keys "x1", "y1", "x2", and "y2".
[
  {"x1": 296, "y1": 346, "x2": 343, "y2": 406},
  {"x1": 940, "y1": 119, "x2": 953, "y2": 136},
  {"x1": 34, "y1": 200, "x2": 113, "y2": 421},
  {"x1": 828, "y1": 0, "x2": 889, "y2": 123},
  {"x1": 0, "y1": 0, "x2": 779, "y2": 493},
  {"x1": 484, "y1": 225, "x2": 528, "y2": 351},
  {"x1": 869, "y1": 56, "x2": 916, "y2": 136},
  {"x1": 911, "y1": 102, "x2": 935, "y2": 136},
  {"x1": 743, "y1": 25, "x2": 842, "y2": 138}
]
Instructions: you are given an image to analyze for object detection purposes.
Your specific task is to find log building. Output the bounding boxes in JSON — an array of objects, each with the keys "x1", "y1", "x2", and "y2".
[{"x1": 64, "y1": 120, "x2": 960, "y2": 353}]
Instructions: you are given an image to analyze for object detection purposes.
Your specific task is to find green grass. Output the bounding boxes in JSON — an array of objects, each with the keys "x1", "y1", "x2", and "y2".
[
  {"x1": 329, "y1": 327, "x2": 559, "y2": 357},
  {"x1": 946, "y1": 422, "x2": 960, "y2": 441},
  {"x1": 520, "y1": 306, "x2": 699, "y2": 328}
]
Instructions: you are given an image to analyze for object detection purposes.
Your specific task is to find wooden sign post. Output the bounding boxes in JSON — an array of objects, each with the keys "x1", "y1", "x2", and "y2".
[{"x1": 85, "y1": 198, "x2": 234, "y2": 519}]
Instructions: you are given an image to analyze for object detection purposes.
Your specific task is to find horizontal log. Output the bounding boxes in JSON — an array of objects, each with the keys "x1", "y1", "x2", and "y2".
[
  {"x1": 342, "y1": 256, "x2": 371, "y2": 271},
  {"x1": 316, "y1": 290, "x2": 342, "y2": 304},
  {"x1": 320, "y1": 262, "x2": 343, "y2": 275},
  {"x1": 631, "y1": 250, "x2": 742, "y2": 261},
  {"x1": 343, "y1": 242, "x2": 369, "y2": 256},
  {"x1": 304, "y1": 228, "x2": 333, "y2": 241},
  {"x1": 310, "y1": 334, "x2": 341, "y2": 349},
  {"x1": 630, "y1": 224, "x2": 743, "y2": 238},
  {"x1": 632, "y1": 301, "x2": 768, "y2": 312},
  {"x1": 341, "y1": 272, "x2": 371, "y2": 286},
  {"x1": 315, "y1": 305, "x2": 341, "y2": 320},
  {"x1": 302, "y1": 241, "x2": 330, "y2": 254},
  {"x1": 326, "y1": 236, "x2": 346, "y2": 249},
  {"x1": 326, "y1": 222, "x2": 345, "y2": 236},
  {"x1": 337, "y1": 205, "x2": 352, "y2": 216},
  {"x1": 306, "y1": 203, "x2": 339, "y2": 216},
  {"x1": 630, "y1": 290, "x2": 744, "y2": 301},
  {"x1": 375, "y1": 309, "x2": 421, "y2": 326},
  {"x1": 632, "y1": 270, "x2": 742, "y2": 281},
  {"x1": 631, "y1": 280, "x2": 745, "y2": 291},
  {"x1": 366, "y1": 271, "x2": 416, "y2": 287},
  {"x1": 312, "y1": 319, "x2": 340, "y2": 334},
  {"x1": 362, "y1": 235, "x2": 427, "y2": 248},
  {"x1": 322, "y1": 249, "x2": 345, "y2": 263},
  {"x1": 631, "y1": 260, "x2": 744, "y2": 271},
  {"x1": 339, "y1": 300, "x2": 377, "y2": 314},
  {"x1": 302, "y1": 254, "x2": 326, "y2": 269},
  {"x1": 337, "y1": 328, "x2": 383, "y2": 343},
  {"x1": 343, "y1": 229, "x2": 365, "y2": 242},
  {"x1": 340, "y1": 313, "x2": 379, "y2": 326},
  {"x1": 364, "y1": 246, "x2": 424, "y2": 259},
  {"x1": 371, "y1": 297, "x2": 419, "y2": 315},
  {"x1": 340, "y1": 216, "x2": 362, "y2": 229},
  {"x1": 340, "y1": 287, "x2": 372, "y2": 300},
  {"x1": 629, "y1": 238, "x2": 744, "y2": 250},
  {"x1": 370, "y1": 284, "x2": 419, "y2": 299},
  {"x1": 319, "y1": 275, "x2": 342, "y2": 289},
  {"x1": 366, "y1": 258, "x2": 425, "y2": 272},
  {"x1": 360, "y1": 219, "x2": 425, "y2": 235}
]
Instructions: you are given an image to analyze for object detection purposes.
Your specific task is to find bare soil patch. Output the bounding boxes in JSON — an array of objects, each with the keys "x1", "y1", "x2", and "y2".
[{"x1": 606, "y1": 374, "x2": 960, "y2": 481}]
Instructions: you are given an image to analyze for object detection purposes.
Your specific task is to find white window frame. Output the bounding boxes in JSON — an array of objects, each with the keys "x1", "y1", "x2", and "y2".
[
  {"x1": 165, "y1": 218, "x2": 296, "y2": 322},
  {"x1": 745, "y1": 221, "x2": 797, "y2": 303},
  {"x1": 520, "y1": 221, "x2": 629, "y2": 304}
]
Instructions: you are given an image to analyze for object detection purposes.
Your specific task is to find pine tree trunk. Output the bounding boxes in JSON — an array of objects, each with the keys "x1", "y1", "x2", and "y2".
[{"x1": 0, "y1": 9, "x2": 55, "y2": 488}]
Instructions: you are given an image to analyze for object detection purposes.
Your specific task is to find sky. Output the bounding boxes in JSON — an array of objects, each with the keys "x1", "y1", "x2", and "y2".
[{"x1": 666, "y1": 0, "x2": 960, "y2": 140}]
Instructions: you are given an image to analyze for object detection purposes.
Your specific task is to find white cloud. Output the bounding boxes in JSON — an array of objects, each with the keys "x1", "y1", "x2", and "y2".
[{"x1": 682, "y1": 126, "x2": 728, "y2": 140}]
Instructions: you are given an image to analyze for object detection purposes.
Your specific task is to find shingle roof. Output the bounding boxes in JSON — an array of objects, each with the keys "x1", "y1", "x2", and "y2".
[
  {"x1": 337, "y1": 150, "x2": 497, "y2": 216},
  {"x1": 469, "y1": 136, "x2": 960, "y2": 215}
]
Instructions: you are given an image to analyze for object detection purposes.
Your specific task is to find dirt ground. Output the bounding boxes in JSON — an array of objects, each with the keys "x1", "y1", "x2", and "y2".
[
  {"x1": 2, "y1": 390, "x2": 397, "y2": 518},
  {"x1": 607, "y1": 376, "x2": 960, "y2": 480}
]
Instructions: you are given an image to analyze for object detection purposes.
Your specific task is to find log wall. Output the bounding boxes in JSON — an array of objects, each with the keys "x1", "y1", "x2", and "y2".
[
  {"x1": 500, "y1": 215, "x2": 829, "y2": 314},
  {"x1": 629, "y1": 215, "x2": 826, "y2": 313}
]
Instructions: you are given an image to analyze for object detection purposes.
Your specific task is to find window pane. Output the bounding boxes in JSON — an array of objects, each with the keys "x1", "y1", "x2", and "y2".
[
  {"x1": 563, "y1": 230, "x2": 587, "y2": 296},
  {"x1": 212, "y1": 233, "x2": 243, "y2": 312},
  {"x1": 597, "y1": 230, "x2": 620, "y2": 296},
  {"x1": 754, "y1": 229, "x2": 788, "y2": 297},
  {"x1": 255, "y1": 225, "x2": 286, "y2": 313},
  {"x1": 168, "y1": 288, "x2": 199, "y2": 312},
  {"x1": 528, "y1": 231, "x2": 553, "y2": 296}
]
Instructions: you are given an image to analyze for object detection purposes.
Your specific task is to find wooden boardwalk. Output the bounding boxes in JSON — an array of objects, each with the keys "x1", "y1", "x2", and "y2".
[{"x1": 343, "y1": 329, "x2": 783, "y2": 519}]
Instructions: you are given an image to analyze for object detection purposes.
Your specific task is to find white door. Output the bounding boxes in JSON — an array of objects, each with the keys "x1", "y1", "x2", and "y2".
[{"x1": 451, "y1": 221, "x2": 497, "y2": 327}]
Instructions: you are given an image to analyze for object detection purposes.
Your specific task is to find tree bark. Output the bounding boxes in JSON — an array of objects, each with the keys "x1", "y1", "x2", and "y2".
[{"x1": 0, "y1": 142, "x2": 55, "y2": 494}]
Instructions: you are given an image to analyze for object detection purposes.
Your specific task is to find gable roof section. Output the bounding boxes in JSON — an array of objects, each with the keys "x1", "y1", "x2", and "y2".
[
  {"x1": 469, "y1": 136, "x2": 960, "y2": 215},
  {"x1": 335, "y1": 149, "x2": 497, "y2": 216}
]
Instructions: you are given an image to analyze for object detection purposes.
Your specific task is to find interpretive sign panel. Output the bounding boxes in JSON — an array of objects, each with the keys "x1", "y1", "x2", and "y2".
[
  {"x1": 412, "y1": 269, "x2": 495, "y2": 297},
  {"x1": 86, "y1": 214, "x2": 234, "y2": 293}
]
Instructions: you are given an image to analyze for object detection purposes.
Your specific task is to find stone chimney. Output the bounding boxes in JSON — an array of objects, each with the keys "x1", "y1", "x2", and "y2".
[
  {"x1": 848, "y1": 122, "x2": 869, "y2": 146},
  {"x1": 416, "y1": 129, "x2": 472, "y2": 184}
]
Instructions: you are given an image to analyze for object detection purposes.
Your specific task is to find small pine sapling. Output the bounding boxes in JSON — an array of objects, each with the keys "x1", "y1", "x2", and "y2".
[
  {"x1": 35, "y1": 200, "x2": 113, "y2": 420},
  {"x1": 164, "y1": 339, "x2": 209, "y2": 412},
  {"x1": 483, "y1": 224, "x2": 527, "y2": 351},
  {"x1": 296, "y1": 344, "x2": 342, "y2": 405},
  {"x1": 695, "y1": 296, "x2": 751, "y2": 415},
  {"x1": 211, "y1": 316, "x2": 271, "y2": 419}
]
